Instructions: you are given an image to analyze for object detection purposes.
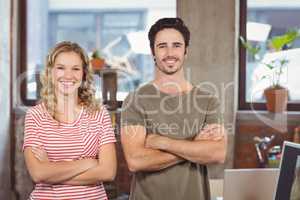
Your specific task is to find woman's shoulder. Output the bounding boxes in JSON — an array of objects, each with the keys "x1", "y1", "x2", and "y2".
[
  {"x1": 25, "y1": 103, "x2": 52, "y2": 127},
  {"x1": 84, "y1": 104, "x2": 110, "y2": 122},
  {"x1": 26, "y1": 103, "x2": 48, "y2": 118}
]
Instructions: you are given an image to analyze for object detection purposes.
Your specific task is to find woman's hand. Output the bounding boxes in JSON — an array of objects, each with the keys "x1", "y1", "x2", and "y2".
[{"x1": 31, "y1": 146, "x2": 49, "y2": 162}]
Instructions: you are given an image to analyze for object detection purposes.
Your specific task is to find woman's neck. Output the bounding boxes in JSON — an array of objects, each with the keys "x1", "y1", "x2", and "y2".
[{"x1": 55, "y1": 94, "x2": 81, "y2": 123}]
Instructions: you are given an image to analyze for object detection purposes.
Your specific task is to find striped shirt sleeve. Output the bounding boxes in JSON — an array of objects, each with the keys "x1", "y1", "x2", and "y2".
[
  {"x1": 23, "y1": 109, "x2": 42, "y2": 151},
  {"x1": 99, "y1": 107, "x2": 116, "y2": 146}
]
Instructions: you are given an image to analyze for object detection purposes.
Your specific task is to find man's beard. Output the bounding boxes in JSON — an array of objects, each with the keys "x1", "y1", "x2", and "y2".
[{"x1": 156, "y1": 63, "x2": 183, "y2": 75}]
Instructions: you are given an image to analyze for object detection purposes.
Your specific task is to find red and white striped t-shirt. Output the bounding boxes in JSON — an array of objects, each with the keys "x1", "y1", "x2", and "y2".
[{"x1": 23, "y1": 103, "x2": 116, "y2": 200}]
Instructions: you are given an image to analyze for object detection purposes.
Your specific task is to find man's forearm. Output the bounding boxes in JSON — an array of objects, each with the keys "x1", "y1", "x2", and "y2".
[
  {"x1": 126, "y1": 148, "x2": 184, "y2": 172},
  {"x1": 149, "y1": 136, "x2": 226, "y2": 164},
  {"x1": 121, "y1": 125, "x2": 184, "y2": 173}
]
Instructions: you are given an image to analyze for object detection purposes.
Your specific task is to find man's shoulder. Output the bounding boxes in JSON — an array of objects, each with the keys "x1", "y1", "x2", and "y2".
[
  {"x1": 134, "y1": 83, "x2": 156, "y2": 95},
  {"x1": 125, "y1": 83, "x2": 156, "y2": 99},
  {"x1": 122, "y1": 83, "x2": 157, "y2": 111}
]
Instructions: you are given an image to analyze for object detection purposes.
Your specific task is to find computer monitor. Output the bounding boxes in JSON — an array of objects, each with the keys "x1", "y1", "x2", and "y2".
[{"x1": 274, "y1": 141, "x2": 300, "y2": 200}]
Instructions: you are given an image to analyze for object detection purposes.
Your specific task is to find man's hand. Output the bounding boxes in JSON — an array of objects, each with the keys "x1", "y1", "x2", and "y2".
[{"x1": 195, "y1": 124, "x2": 224, "y2": 141}]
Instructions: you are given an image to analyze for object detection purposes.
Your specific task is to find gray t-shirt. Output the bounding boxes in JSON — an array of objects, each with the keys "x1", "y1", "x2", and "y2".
[{"x1": 121, "y1": 83, "x2": 220, "y2": 200}]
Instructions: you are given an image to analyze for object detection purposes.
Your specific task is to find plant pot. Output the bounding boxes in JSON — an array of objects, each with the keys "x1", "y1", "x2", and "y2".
[
  {"x1": 91, "y1": 58, "x2": 105, "y2": 70},
  {"x1": 264, "y1": 87, "x2": 288, "y2": 113}
]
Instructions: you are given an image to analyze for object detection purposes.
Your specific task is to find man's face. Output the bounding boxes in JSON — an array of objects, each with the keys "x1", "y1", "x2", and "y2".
[{"x1": 153, "y1": 28, "x2": 186, "y2": 75}]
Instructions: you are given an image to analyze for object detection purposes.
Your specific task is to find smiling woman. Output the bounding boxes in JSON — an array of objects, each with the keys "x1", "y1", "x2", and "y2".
[
  {"x1": 40, "y1": 41, "x2": 97, "y2": 117},
  {"x1": 23, "y1": 41, "x2": 117, "y2": 200}
]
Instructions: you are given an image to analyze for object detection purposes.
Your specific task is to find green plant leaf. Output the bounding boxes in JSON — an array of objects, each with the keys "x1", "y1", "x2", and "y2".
[
  {"x1": 280, "y1": 59, "x2": 289, "y2": 66},
  {"x1": 240, "y1": 29, "x2": 299, "y2": 90},
  {"x1": 239, "y1": 36, "x2": 261, "y2": 56},
  {"x1": 263, "y1": 62, "x2": 274, "y2": 70},
  {"x1": 91, "y1": 50, "x2": 101, "y2": 59},
  {"x1": 261, "y1": 75, "x2": 267, "y2": 80},
  {"x1": 269, "y1": 29, "x2": 300, "y2": 51}
]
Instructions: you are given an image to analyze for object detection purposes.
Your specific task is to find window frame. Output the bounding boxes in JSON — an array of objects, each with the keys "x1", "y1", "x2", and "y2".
[
  {"x1": 19, "y1": 0, "x2": 147, "y2": 107},
  {"x1": 48, "y1": 10, "x2": 146, "y2": 49},
  {"x1": 238, "y1": 0, "x2": 300, "y2": 111},
  {"x1": 19, "y1": 0, "x2": 34, "y2": 106}
]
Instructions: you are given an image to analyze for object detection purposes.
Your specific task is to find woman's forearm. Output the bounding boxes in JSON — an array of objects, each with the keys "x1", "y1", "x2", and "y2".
[
  {"x1": 38, "y1": 159, "x2": 99, "y2": 184},
  {"x1": 63, "y1": 144, "x2": 117, "y2": 185},
  {"x1": 63, "y1": 162, "x2": 116, "y2": 185},
  {"x1": 24, "y1": 148, "x2": 98, "y2": 184}
]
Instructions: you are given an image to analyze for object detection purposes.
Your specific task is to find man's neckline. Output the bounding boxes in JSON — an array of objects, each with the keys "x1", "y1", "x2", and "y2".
[{"x1": 150, "y1": 82, "x2": 195, "y2": 97}]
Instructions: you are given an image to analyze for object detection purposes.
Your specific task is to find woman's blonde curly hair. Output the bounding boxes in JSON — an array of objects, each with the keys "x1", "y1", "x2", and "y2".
[{"x1": 40, "y1": 41, "x2": 100, "y2": 117}]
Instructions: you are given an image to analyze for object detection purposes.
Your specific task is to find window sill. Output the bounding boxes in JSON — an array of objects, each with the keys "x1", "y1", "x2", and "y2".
[{"x1": 237, "y1": 110, "x2": 300, "y2": 126}]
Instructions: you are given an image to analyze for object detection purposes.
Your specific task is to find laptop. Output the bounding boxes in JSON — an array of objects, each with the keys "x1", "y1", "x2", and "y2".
[{"x1": 223, "y1": 168, "x2": 279, "y2": 200}]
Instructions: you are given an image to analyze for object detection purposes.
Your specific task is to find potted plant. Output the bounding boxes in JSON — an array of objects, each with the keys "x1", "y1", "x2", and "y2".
[
  {"x1": 240, "y1": 29, "x2": 300, "y2": 112},
  {"x1": 90, "y1": 50, "x2": 105, "y2": 71}
]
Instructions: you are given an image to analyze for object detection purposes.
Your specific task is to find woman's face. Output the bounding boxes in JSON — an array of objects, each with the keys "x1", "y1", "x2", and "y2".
[{"x1": 51, "y1": 51, "x2": 84, "y2": 97}]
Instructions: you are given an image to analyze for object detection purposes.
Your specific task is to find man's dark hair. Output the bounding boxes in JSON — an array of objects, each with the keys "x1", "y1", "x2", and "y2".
[{"x1": 148, "y1": 17, "x2": 190, "y2": 55}]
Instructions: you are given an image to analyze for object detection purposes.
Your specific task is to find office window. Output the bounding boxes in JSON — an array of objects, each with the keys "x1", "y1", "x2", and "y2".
[
  {"x1": 239, "y1": 0, "x2": 300, "y2": 110},
  {"x1": 20, "y1": 0, "x2": 176, "y2": 105},
  {"x1": 0, "y1": 0, "x2": 10, "y2": 71},
  {"x1": 0, "y1": 0, "x2": 10, "y2": 96}
]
